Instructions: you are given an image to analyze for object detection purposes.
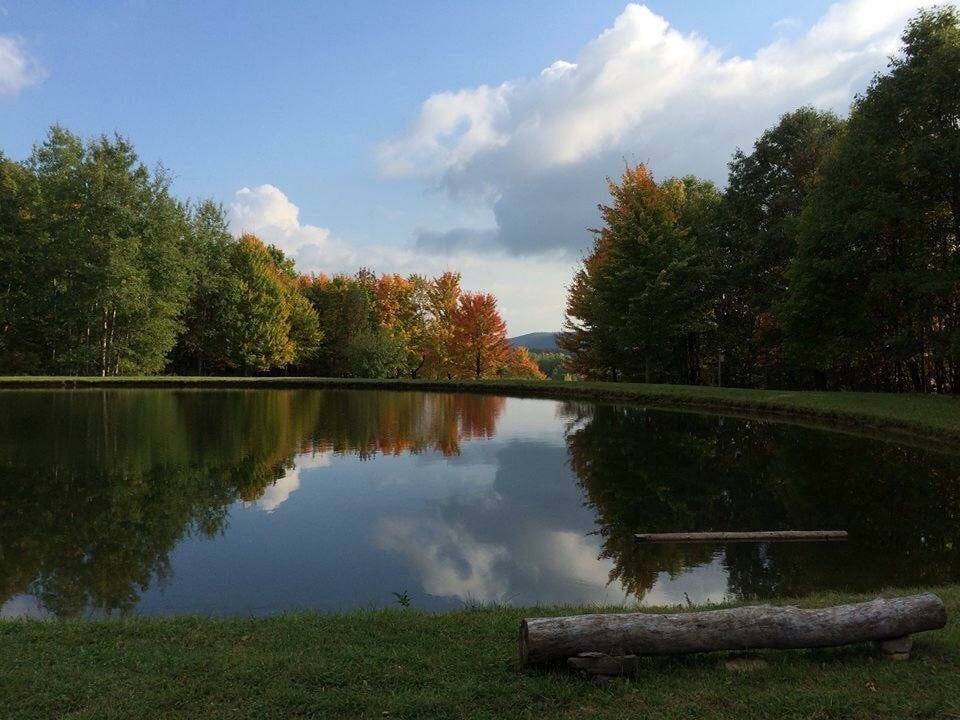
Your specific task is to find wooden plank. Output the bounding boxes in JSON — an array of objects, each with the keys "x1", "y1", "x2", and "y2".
[
  {"x1": 519, "y1": 593, "x2": 946, "y2": 666},
  {"x1": 633, "y1": 530, "x2": 848, "y2": 543}
]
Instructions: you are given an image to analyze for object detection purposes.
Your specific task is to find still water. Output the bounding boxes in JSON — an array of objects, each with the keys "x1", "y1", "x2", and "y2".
[{"x1": 2, "y1": 389, "x2": 959, "y2": 618}]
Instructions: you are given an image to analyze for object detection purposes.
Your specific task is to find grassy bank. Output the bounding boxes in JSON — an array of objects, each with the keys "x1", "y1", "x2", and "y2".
[
  {"x1": 2, "y1": 375, "x2": 960, "y2": 445},
  {"x1": 2, "y1": 586, "x2": 958, "y2": 719}
]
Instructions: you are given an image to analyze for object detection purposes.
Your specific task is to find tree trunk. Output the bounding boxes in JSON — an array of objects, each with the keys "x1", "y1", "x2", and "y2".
[
  {"x1": 100, "y1": 305, "x2": 109, "y2": 377},
  {"x1": 411, "y1": 354, "x2": 425, "y2": 380},
  {"x1": 519, "y1": 593, "x2": 946, "y2": 666},
  {"x1": 909, "y1": 360, "x2": 923, "y2": 392}
]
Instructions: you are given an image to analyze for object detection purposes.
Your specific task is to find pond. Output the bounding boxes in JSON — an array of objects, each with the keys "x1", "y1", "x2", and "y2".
[{"x1": 2, "y1": 388, "x2": 959, "y2": 618}]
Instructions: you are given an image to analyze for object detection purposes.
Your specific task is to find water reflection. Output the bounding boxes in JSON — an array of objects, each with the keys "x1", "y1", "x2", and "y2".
[
  {"x1": 1, "y1": 389, "x2": 958, "y2": 618},
  {"x1": 0, "y1": 390, "x2": 505, "y2": 617},
  {"x1": 566, "y1": 402, "x2": 960, "y2": 600}
]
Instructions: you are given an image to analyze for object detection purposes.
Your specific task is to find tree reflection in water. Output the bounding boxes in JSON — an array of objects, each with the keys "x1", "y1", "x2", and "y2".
[
  {"x1": 2, "y1": 390, "x2": 959, "y2": 618},
  {"x1": 564, "y1": 402, "x2": 960, "y2": 601},
  {"x1": 0, "y1": 390, "x2": 504, "y2": 617}
]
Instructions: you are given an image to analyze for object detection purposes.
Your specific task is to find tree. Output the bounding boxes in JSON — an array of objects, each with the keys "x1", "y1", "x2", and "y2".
[
  {"x1": 560, "y1": 165, "x2": 720, "y2": 383},
  {"x1": 169, "y1": 200, "x2": 233, "y2": 373},
  {"x1": 420, "y1": 271, "x2": 463, "y2": 379},
  {"x1": 0, "y1": 152, "x2": 37, "y2": 371},
  {"x1": 373, "y1": 273, "x2": 428, "y2": 377},
  {"x1": 0, "y1": 126, "x2": 195, "y2": 376},
  {"x1": 192, "y1": 234, "x2": 319, "y2": 374},
  {"x1": 718, "y1": 107, "x2": 844, "y2": 387},
  {"x1": 528, "y1": 351, "x2": 570, "y2": 380},
  {"x1": 451, "y1": 292, "x2": 510, "y2": 379},
  {"x1": 300, "y1": 272, "x2": 377, "y2": 376},
  {"x1": 782, "y1": 8, "x2": 960, "y2": 392},
  {"x1": 501, "y1": 346, "x2": 547, "y2": 379}
]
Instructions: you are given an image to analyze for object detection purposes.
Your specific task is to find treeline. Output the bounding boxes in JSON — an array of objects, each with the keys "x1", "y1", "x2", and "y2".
[
  {"x1": 561, "y1": 9, "x2": 960, "y2": 392},
  {"x1": 0, "y1": 129, "x2": 543, "y2": 379}
]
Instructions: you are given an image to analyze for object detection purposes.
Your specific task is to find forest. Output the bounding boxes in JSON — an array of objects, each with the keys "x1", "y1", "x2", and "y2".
[
  {"x1": 561, "y1": 8, "x2": 960, "y2": 393},
  {"x1": 0, "y1": 130, "x2": 542, "y2": 379}
]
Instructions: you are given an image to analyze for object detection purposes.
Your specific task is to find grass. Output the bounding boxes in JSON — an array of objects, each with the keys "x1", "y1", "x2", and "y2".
[
  {"x1": 2, "y1": 586, "x2": 958, "y2": 719},
  {"x1": 2, "y1": 375, "x2": 960, "y2": 445}
]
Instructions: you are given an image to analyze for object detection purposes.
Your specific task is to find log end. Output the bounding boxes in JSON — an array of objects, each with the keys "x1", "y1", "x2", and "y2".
[{"x1": 518, "y1": 619, "x2": 530, "y2": 665}]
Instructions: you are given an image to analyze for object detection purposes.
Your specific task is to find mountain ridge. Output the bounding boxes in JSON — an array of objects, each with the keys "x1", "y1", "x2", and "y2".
[{"x1": 507, "y1": 332, "x2": 560, "y2": 352}]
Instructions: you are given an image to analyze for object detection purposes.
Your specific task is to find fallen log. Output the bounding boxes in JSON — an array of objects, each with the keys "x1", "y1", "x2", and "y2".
[
  {"x1": 634, "y1": 530, "x2": 847, "y2": 543},
  {"x1": 519, "y1": 593, "x2": 946, "y2": 667}
]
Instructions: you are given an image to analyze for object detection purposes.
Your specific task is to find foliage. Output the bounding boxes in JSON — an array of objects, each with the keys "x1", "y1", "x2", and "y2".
[
  {"x1": 501, "y1": 346, "x2": 546, "y2": 380},
  {"x1": 560, "y1": 166, "x2": 720, "y2": 383},
  {"x1": 717, "y1": 107, "x2": 844, "y2": 388},
  {"x1": 0, "y1": 127, "x2": 518, "y2": 379},
  {"x1": 782, "y1": 8, "x2": 960, "y2": 392},
  {"x1": 298, "y1": 270, "x2": 521, "y2": 380},
  {"x1": 451, "y1": 292, "x2": 511, "y2": 379},
  {"x1": 564, "y1": 8, "x2": 960, "y2": 393},
  {"x1": 0, "y1": 127, "x2": 193, "y2": 375}
]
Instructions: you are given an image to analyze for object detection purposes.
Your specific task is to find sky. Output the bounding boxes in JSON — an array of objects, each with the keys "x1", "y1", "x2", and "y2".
[{"x1": 0, "y1": 0, "x2": 949, "y2": 334}]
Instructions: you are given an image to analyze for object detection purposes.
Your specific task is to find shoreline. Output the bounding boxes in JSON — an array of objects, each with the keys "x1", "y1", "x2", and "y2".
[{"x1": 2, "y1": 375, "x2": 959, "y2": 447}]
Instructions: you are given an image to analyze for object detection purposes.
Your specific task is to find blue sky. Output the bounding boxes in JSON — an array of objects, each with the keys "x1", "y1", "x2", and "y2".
[{"x1": 0, "y1": 1, "x2": 941, "y2": 333}]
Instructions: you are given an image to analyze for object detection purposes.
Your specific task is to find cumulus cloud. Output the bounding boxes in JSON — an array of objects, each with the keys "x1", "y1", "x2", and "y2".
[
  {"x1": 248, "y1": 451, "x2": 332, "y2": 514},
  {"x1": 0, "y1": 34, "x2": 45, "y2": 94},
  {"x1": 378, "y1": 0, "x2": 947, "y2": 255},
  {"x1": 375, "y1": 516, "x2": 510, "y2": 602},
  {"x1": 228, "y1": 184, "x2": 336, "y2": 258}
]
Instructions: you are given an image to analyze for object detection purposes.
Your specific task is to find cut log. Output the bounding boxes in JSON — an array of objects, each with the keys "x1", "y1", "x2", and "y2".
[
  {"x1": 519, "y1": 593, "x2": 946, "y2": 666},
  {"x1": 634, "y1": 530, "x2": 848, "y2": 543}
]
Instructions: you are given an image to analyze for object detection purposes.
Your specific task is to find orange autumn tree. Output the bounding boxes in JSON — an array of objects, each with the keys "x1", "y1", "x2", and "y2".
[
  {"x1": 451, "y1": 292, "x2": 511, "y2": 379},
  {"x1": 504, "y1": 346, "x2": 546, "y2": 380},
  {"x1": 420, "y1": 271, "x2": 462, "y2": 379}
]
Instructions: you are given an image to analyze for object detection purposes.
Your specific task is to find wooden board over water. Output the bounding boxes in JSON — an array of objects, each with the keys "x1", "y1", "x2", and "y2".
[{"x1": 634, "y1": 531, "x2": 848, "y2": 543}]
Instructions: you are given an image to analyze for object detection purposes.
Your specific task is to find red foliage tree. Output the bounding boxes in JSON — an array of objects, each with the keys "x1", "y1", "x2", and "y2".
[{"x1": 451, "y1": 292, "x2": 510, "y2": 379}]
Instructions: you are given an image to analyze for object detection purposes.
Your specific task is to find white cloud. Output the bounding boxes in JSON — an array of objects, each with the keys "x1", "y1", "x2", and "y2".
[
  {"x1": 228, "y1": 184, "x2": 337, "y2": 259},
  {"x1": 378, "y1": 0, "x2": 948, "y2": 255},
  {"x1": 772, "y1": 17, "x2": 802, "y2": 32},
  {"x1": 0, "y1": 34, "x2": 45, "y2": 95},
  {"x1": 375, "y1": 516, "x2": 510, "y2": 602},
  {"x1": 248, "y1": 450, "x2": 332, "y2": 513}
]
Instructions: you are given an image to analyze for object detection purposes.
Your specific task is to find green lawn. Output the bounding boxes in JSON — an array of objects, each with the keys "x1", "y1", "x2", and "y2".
[
  {"x1": 2, "y1": 376, "x2": 959, "y2": 444},
  {"x1": 2, "y1": 587, "x2": 957, "y2": 720}
]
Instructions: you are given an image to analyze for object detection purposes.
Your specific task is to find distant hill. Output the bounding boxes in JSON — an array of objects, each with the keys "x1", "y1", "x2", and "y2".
[{"x1": 508, "y1": 332, "x2": 561, "y2": 352}]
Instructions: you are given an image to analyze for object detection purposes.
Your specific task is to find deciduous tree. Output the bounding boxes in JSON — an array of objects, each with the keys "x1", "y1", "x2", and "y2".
[{"x1": 451, "y1": 292, "x2": 510, "y2": 379}]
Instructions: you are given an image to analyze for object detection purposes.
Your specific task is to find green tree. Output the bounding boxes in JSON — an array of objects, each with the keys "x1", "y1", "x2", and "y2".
[
  {"x1": 216, "y1": 234, "x2": 314, "y2": 373},
  {"x1": 301, "y1": 273, "x2": 378, "y2": 376},
  {"x1": 560, "y1": 166, "x2": 720, "y2": 383},
  {"x1": 0, "y1": 126, "x2": 193, "y2": 375},
  {"x1": 782, "y1": 8, "x2": 960, "y2": 392},
  {"x1": 528, "y1": 351, "x2": 570, "y2": 380},
  {"x1": 171, "y1": 200, "x2": 235, "y2": 373},
  {"x1": 718, "y1": 108, "x2": 844, "y2": 387},
  {"x1": 0, "y1": 152, "x2": 38, "y2": 371}
]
